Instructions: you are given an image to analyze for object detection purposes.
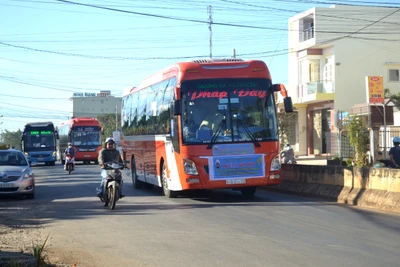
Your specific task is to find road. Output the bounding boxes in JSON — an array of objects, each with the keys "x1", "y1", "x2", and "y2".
[{"x1": 1, "y1": 162, "x2": 400, "y2": 267}]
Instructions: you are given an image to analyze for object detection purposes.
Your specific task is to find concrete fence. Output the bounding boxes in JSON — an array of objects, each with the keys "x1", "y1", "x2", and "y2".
[{"x1": 274, "y1": 164, "x2": 400, "y2": 213}]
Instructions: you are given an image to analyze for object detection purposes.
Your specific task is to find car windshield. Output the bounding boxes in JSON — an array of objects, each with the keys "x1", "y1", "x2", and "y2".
[
  {"x1": 180, "y1": 78, "x2": 278, "y2": 145},
  {"x1": 0, "y1": 151, "x2": 28, "y2": 166}
]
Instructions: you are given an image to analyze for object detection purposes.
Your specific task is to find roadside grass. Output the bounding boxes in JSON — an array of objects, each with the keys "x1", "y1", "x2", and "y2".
[
  {"x1": 32, "y1": 234, "x2": 49, "y2": 267},
  {"x1": 3, "y1": 234, "x2": 65, "y2": 267}
]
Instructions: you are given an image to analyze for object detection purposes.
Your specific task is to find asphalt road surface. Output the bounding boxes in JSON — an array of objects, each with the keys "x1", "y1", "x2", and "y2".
[{"x1": 1, "y1": 162, "x2": 400, "y2": 267}]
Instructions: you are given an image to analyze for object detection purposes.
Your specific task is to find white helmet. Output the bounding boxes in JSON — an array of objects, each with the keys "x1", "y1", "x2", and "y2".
[
  {"x1": 68, "y1": 142, "x2": 72, "y2": 147},
  {"x1": 105, "y1": 137, "x2": 115, "y2": 144},
  {"x1": 393, "y1": 136, "x2": 400, "y2": 143}
]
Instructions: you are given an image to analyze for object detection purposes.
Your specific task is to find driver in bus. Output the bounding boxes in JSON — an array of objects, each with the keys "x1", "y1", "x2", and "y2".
[{"x1": 199, "y1": 104, "x2": 224, "y2": 133}]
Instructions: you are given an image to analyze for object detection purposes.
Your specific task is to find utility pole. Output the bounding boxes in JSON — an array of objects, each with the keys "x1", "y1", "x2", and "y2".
[
  {"x1": 207, "y1": 5, "x2": 213, "y2": 59},
  {"x1": 115, "y1": 105, "x2": 118, "y2": 131}
]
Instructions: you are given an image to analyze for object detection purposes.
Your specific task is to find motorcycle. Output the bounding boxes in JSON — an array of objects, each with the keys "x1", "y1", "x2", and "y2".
[
  {"x1": 280, "y1": 145, "x2": 296, "y2": 164},
  {"x1": 100, "y1": 161, "x2": 129, "y2": 210},
  {"x1": 65, "y1": 154, "x2": 75, "y2": 174}
]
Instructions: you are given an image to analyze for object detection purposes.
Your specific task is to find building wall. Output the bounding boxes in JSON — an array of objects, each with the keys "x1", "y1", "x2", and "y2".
[
  {"x1": 71, "y1": 97, "x2": 122, "y2": 118},
  {"x1": 288, "y1": 4, "x2": 400, "y2": 156},
  {"x1": 334, "y1": 38, "x2": 400, "y2": 112}
]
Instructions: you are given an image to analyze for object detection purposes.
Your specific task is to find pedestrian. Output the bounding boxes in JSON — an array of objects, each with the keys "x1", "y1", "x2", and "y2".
[{"x1": 389, "y1": 136, "x2": 400, "y2": 168}]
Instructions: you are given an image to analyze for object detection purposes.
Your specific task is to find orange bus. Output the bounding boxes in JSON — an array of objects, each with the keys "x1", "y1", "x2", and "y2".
[
  {"x1": 58, "y1": 118, "x2": 103, "y2": 165},
  {"x1": 121, "y1": 59, "x2": 293, "y2": 198}
]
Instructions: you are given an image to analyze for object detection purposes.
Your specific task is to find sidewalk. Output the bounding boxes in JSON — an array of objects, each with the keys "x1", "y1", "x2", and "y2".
[{"x1": 295, "y1": 156, "x2": 327, "y2": 166}]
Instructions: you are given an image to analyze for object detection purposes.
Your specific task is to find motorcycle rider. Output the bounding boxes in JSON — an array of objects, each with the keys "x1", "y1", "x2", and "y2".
[
  {"x1": 281, "y1": 144, "x2": 296, "y2": 164},
  {"x1": 64, "y1": 142, "x2": 76, "y2": 170},
  {"x1": 96, "y1": 137, "x2": 125, "y2": 198}
]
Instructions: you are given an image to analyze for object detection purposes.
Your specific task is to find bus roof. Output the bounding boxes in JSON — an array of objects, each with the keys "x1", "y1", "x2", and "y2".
[
  {"x1": 24, "y1": 122, "x2": 54, "y2": 127},
  {"x1": 134, "y1": 59, "x2": 271, "y2": 92},
  {"x1": 60, "y1": 117, "x2": 101, "y2": 127}
]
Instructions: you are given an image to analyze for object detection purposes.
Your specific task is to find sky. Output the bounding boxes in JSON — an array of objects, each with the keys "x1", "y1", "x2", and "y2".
[{"x1": 1, "y1": 0, "x2": 399, "y2": 132}]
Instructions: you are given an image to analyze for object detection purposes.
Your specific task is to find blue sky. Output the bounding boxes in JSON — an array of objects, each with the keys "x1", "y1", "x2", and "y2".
[{"x1": 1, "y1": 0, "x2": 399, "y2": 132}]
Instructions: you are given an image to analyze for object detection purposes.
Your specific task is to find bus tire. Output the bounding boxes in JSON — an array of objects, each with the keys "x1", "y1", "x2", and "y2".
[
  {"x1": 240, "y1": 186, "x2": 257, "y2": 198},
  {"x1": 131, "y1": 158, "x2": 144, "y2": 189},
  {"x1": 161, "y1": 163, "x2": 178, "y2": 198}
]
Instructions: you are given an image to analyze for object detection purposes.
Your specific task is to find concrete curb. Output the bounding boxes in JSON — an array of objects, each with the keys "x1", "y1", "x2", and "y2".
[{"x1": 263, "y1": 165, "x2": 400, "y2": 214}]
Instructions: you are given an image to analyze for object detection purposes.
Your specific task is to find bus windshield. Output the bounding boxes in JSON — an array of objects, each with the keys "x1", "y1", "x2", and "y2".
[
  {"x1": 25, "y1": 131, "x2": 55, "y2": 149},
  {"x1": 71, "y1": 126, "x2": 101, "y2": 146},
  {"x1": 181, "y1": 78, "x2": 278, "y2": 145}
]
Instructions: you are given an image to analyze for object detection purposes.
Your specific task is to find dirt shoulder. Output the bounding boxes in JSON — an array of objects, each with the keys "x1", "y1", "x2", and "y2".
[{"x1": 0, "y1": 199, "x2": 70, "y2": 267}]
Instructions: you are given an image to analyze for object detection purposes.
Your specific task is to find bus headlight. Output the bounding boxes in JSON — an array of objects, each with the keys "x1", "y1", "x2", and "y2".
[
  {"x1": 24, "y1": 152, "x2": 29, "y2": 158},
  {"x1": 183, "y1": 158, "x2": 198, "y2": 175},
  {"x1": 270, "y1": 154, "x2": 281, "y2": 172}
]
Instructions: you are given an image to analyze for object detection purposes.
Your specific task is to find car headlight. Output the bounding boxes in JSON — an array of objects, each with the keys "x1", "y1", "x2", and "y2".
[
  {"x1": 23, "y1": 171, "x2": 34, "y2": 179},
  {"x1": 270, "y1": 154, "x2": 281, "y2": 172},
  {"x1": 183, "y1": 158, "x2": 198, "y2": 175}
]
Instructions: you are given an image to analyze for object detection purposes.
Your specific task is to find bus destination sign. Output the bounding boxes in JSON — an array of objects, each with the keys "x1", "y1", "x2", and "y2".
[{"x1": 29, "y1": 131, "x2": 53, "y2": 135}]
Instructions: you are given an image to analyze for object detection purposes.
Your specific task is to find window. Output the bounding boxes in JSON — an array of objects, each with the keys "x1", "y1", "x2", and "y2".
[
  {"x1": 324, "y1": 57, "x2": 333, "y2": 82},
  {"x1": 389, "y1": 69, "x2": 400, "y2": 82},
  {"x1": 309, "y1": 59, "x2": 320, "y2": 82},
  {"x1": 299, "y1": 59, "x2": 320, "y2": 84}
]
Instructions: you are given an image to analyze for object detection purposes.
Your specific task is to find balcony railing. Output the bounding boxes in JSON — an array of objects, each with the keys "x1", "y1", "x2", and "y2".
[
  {"x1": 300, "y1": 27, "x2": 314, "y2": 42},
  {"x1": 297, "y1": 81, "x2": 335, "y2": 98}
]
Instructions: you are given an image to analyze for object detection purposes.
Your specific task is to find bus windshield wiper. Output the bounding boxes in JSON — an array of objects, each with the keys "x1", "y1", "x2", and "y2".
[
  {"x1": 237, "y1": 120, "x2": 261, "y2": 147},
  {"x1": 206, "y1": 119, "x2": 226, "y2": 149}
]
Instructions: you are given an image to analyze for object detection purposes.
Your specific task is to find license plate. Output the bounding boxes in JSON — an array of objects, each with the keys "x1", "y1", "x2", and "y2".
[
  {"x1": 84, "y1": 155, "x2": 91, "y2": 158},
  {"x1": 0, "y1": 183, "x2": 15, "y2": 188},
  {"x1": 226, "y1": 179, "x2": 246, "y2": 185}
]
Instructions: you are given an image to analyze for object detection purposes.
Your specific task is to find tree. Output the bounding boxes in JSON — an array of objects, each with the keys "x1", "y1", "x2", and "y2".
[
  {"x1": 278, "y1": 112, "x2": 296, "y2": 151},
  {"x1": 385, "y1": 88, "x2": 400, "y2": 110},
  {"x1": 342, "y1": 115, "x2": 369, "y2": 166},
  {"x1": 0, "y1": 129, "x2": 22, "y2": 149},
  {"x1": 97, "y1": 113, "x2": 119, "y2": 140}
]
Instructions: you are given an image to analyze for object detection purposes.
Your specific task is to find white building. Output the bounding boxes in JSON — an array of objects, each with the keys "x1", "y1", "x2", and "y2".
[
  {"x1": 69, "y1": 90, "x2": 122, "y2": 118},
  {"x1": 288, "y1": 4, "x2": 400, "y2": 156}
]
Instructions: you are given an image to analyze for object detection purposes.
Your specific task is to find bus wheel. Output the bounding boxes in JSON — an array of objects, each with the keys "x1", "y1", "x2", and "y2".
[
  {"x1": 161, "y1": 163, "x2": 178, "y2": 198},
  {"x1": 240, "y1": 186, "x2": 257, "y2": 198},
  {"x1": 131, "y1": 158, "x2": 143, "y2": 189}
]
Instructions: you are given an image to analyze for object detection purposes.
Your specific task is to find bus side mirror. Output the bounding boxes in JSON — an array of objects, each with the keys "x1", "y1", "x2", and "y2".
[
  {"x1": 173, "y1": 100, "x2": 181, "y2": 116},
  {"x1": 284, "y1": 97, "x2": 294, "y2": 113},
  {"x1": 272, "y1": 84, "x2": 294, "y2": 113}
]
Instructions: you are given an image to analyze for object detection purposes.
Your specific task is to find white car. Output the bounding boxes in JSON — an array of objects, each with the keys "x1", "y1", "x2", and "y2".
[{"x1": 0, "y1": 148, "x2": 35, "y2": 199}]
